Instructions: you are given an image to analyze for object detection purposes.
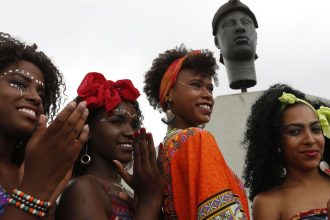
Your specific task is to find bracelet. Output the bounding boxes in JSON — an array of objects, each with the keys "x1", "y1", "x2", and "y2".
[
  {"x1": 8, "y1": 188, "x2": 52, "y2": 217},
  {"x1": 8, "y1": 197, "x2": 46, "y2": 217},
  {"x1": 12, "y1": 189, "x2": 51, "y2": 208}
]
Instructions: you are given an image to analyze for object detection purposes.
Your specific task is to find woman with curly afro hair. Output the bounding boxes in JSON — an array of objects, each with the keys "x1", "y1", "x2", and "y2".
[
  {"x1": 243, "y1": 83, "x2": 330, "y2": 219},
  {"x1": 143, "y1": 45, "x2": 250, "y2": 219},
  {"x1": 0, "y1": 32, "x2": 89, "y2": 219}
]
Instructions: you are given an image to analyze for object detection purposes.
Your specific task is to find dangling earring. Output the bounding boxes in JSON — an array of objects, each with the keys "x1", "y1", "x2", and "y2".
[
  {"x1": 80, "y1": 144, "x2": 91, "y2": 165},
  {"x1": 280, "y1": 167, "x2": 287, "y2": 178},
  {"x1": 161, "y1": 100, "x2": 176, "y2": 125},
  {"x1": 319, "y1": 159, "x2": 330, "y2": 176}
]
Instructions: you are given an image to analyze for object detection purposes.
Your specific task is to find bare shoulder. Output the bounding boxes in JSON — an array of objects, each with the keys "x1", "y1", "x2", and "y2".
[
  {"x1": 56, "y1": 176, "x2": 110, "y2": 220},
  {"x1": 252, "y1": 188, "x2": 283, "y2": 220}
]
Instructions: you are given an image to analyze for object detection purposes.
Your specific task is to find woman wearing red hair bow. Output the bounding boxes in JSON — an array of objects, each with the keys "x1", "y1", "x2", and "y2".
[
  {"x1": 144, "y1": 45, "x2": 250, "y2": 220},
  {"x1": 56, "y1": 72, "x2": 163, "y2": 220}
]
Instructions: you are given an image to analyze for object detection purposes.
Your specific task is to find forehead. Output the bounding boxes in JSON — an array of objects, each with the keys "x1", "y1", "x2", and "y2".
[
  {"x1": 1, "y1": 60, "x2": 44, "y2": 82},
  {"x1": 111, "y1": 102, "x2": 137, "y2": 116},
  {"x1": 220, "y1": 11, "x2": 252, "y2": 23},
  {"x1": 177, "y1": 69, "x2": 212, "y2": 82},
  {"x1": 282, "y1": 104, "x2": 318, "y2": 124}
]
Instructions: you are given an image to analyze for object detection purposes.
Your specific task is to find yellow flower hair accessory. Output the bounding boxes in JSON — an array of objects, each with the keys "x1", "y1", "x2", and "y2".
[
  {"x1": 278, "y1": 92, "x2": 330, "y2": 139},
  {"x1": 278, "y1": 92, "x2": 315, "y2": 112},
  {"x1": 316, "y1": 106, "x2": 330, "y2": 139}
]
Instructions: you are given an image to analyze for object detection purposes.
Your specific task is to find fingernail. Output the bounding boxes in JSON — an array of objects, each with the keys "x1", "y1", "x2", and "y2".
[
  {"x1": 83, "y1": 124, "x2": 89, "y2": 132},
  {"x1": 79, "y1": 101, "x2": 87, "y2": 109},
  {"x1": 68, "y1": 101, "x2": 76, "y2": 109},
  {"x1": 83, "y1": 109, "x2": 89, "y2": 118},
  {"x1": 140, "y1": 127, "x2": 146, "y2": 133},
  {"x1": 159, "y1": 142, "x2": 163, "y2": 151},
  {"x1": 146, "y1": 132, "x2": 152, "y2": 138},
  {"x1": 133, "y1": 131, "x2": 139, "y2": 137}
]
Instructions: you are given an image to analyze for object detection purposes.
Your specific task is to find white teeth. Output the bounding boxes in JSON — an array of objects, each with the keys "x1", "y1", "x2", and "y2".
[
  {"x1": 120, "y1": 144, "x2": 132, "y2": 148},
  {"x1": 18, "y1": 108, "x2": 36, "y2": 117},
  {"x1": 199, "y1": 104, "x2": 211, "y2": 110}
]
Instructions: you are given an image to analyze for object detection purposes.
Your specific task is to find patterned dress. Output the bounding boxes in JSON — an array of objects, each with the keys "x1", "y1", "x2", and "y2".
[
  {"x1": 162, "y1": 127, "x2": 250, "y2": 220},
  {"x1": 290, "y1": 208, "x2": 328, "y2": 220},
  {"x1": 85, "y1": 176, "x2": 133, "y2": 220},
  {"x1": 0, "y1": 185, "x2": 8, "y2": 215}
]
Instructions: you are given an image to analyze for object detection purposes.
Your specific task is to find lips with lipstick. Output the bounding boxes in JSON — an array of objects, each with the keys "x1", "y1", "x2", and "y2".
[{"x1": 301, "y1": 149, "x2": 319, "y2": 157}]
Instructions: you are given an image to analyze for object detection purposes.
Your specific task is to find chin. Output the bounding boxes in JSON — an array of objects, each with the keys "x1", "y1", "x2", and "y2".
[
  {"x1": 119, "y1": 156, "x2": 133, "y2": 164},
  {"x1": 14, "y1": 124, "x2": 36, "y2": 137},
  {"x1": 230, "y1": 48, "x2": 255, "y2": 61}
]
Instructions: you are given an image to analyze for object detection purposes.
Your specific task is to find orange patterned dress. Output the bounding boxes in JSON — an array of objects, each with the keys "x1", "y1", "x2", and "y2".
[{"x1": 162, "y1": 127, "x2": 250, "y2": 220}]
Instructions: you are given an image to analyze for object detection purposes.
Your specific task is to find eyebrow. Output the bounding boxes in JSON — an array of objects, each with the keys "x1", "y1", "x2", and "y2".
[{"x1": 284, "y1": 120, "x2": 320, "y2": 128}]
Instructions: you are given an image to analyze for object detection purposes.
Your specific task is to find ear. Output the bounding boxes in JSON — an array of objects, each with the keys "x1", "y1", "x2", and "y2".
[
  {"x1": 214, "y1": 36, "x2": 220, "y2": 49},
  {"x1": 164, "y1": 95, "x2": 172, "y2": 103}
]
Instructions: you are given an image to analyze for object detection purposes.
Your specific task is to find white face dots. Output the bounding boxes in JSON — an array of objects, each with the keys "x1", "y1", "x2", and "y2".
[{"x1": 0, "y1": 69, "x2": 45, "y2": 86}]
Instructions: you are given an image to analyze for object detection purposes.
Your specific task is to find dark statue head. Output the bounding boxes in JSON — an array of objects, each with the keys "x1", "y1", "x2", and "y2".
[
  {"x1": 212, "y1": 0, "x2": 258, "y2": 90},
  {"x1": 212, "y1": 0, "x2": 258, "y2": 64}
]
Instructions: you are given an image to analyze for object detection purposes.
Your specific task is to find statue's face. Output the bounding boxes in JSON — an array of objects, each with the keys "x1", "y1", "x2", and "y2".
[{"x1": 214, "y1": 10, "x2": 257, "y2": 61}]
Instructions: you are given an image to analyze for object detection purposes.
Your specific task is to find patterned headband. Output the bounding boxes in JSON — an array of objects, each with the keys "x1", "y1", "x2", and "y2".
[{"x1": 278, "y1": 92, "x2": 330, "y2": 138}]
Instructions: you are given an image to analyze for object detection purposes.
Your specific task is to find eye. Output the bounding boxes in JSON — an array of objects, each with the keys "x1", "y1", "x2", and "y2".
[
  {"x1": 111, "y1": 118, "x2": 124, "y2": 126},
  {"x1": 287, "y1": 128, "x2": 301, "y2": 137},
  {"x1": 189, "y1": 82, "x2": 202, "y2": 90},
  {"x1": 242, "y1": 18, "x2": 253, "y2": 25},
  {"x1": 311, "y1": 125, "x2": 322, "y2": 134},
  {"x1": 207, "y1": 85, "x2": 214, "y2": 93},
  {"x1": 131, "y1": 119, "x2": 140, "y2": 131},
  {"x1": 10, "y1": 80, "x2": 27, "y2": 91},
  {"x1": 223, "y1": 19, "x2": 235, "y2": 27}
]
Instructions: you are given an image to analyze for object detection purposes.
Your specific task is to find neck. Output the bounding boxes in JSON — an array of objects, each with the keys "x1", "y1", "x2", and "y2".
[
  {"x1": 223, "y1": 58, "x2": 256, "y2": 92},
  {"x1": 0, "y1": 134, "x2": 16, "y2": 164},
  {"x1": 84, "y1": 152, "x2": 122, "y2": 184},
  {"x1": 284, "y1": 168, "x2": 328, "y2": 186}
]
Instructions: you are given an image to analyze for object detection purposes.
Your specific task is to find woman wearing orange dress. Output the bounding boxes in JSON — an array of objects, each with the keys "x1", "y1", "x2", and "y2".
[{"x1": 143, "y1": 45, "x2": 250, "y2": 219}]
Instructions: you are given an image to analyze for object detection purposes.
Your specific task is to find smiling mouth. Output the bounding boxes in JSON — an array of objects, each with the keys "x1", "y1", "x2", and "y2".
[
  {"x1": 18, "y1": 108, "x2": 36, "y2": 118},
  {"x1": 198, "y1": 104, "x2": 211, "y2": 110},
  {"x1": 118, "y1": 143, "x2": 133, "y2": 151}
]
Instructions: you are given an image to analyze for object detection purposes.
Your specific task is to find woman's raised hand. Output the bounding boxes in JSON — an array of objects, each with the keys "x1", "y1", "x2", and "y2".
[{"x1": 20, "y1": 101, "x2": 89, "y2": 201}]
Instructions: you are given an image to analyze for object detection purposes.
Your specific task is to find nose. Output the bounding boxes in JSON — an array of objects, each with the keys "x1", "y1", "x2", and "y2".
[
  {"x1": 235, "y1": 21, "x2": 246, "y2": 34},
  {"x1": 201, "y1": 87, "x2": 213, "y2": 101},
  {"x1": 25, "y1": 88, "x2": 42, "y2": 106},
  {"x1": 123, "y1": 123, "x2": 135, "y2": 139},
  {"x1": 303, "y1": 129, "x2": 317, "y2": 145}
]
